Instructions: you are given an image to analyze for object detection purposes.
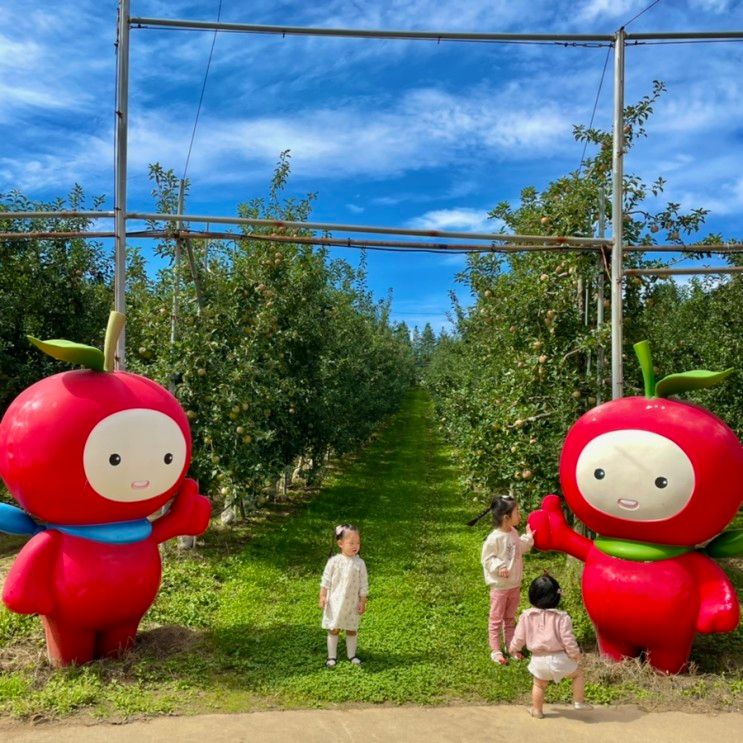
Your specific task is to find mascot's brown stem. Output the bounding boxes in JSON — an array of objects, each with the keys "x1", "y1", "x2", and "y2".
[{"x1": 103, "y1": 311, "x2": 126, "y2": 372}]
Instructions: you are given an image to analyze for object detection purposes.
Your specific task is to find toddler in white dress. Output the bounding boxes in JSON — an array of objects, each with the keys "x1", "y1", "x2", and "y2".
[{"x1": 319, "y1": 524, "x2": 368, "y2": 667}]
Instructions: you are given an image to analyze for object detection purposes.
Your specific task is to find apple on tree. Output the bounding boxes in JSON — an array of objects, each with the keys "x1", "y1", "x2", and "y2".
[
  {"x1": 0, "y1": 312, "x2": 211, "y2": 666},
  {"x1": 528, "y1": 340, "x2": 743, "y2": 674}
]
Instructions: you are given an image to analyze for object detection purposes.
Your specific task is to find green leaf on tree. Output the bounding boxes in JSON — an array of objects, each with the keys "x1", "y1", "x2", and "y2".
[
  {"x1": 27, "y1": 336, "x2": 105, "y2": 371},
  {"x1": 655, "y1": 368, "x2": 734, "y2": 398}
]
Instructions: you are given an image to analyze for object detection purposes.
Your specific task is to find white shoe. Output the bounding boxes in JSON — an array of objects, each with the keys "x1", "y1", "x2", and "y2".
[
  {"x1": 574, "y1": 702, "x2": 593, "y2": 710},
  {"x1": 349, "y1": 656, "x2": 362, "y2": 666}
]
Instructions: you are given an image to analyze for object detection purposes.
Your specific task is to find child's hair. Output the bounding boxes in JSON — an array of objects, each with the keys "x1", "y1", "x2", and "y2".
[
  {"x1": 528, "y1": 574, "x2": 562, "y2": 609},
  {"x1": 334, "y1": 523, "x2": 358, "y2": 541},
  {"x1": 466, "y1": 495, "x2": 517, "y2": 528},
  {"x1": 329, "y1": 523, "x2": 359, "y2": 557}
]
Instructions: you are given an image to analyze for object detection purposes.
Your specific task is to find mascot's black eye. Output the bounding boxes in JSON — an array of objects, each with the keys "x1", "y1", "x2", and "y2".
[
  {"x1": 593, "y1": 468, "x2": 605, "y2": 480},
  {"x1": 164, "y1": 453, "x2": 174, "y2": 465},
  {"x1": 109, "y1": 453, "x2": 121, "y2": 466},
  {"x1": 655, "y1": 476, "x2": 668, "y2": 489}
]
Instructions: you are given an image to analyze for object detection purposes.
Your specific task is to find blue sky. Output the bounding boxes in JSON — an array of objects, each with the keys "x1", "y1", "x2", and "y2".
[{"x1": 1, "y1": 1, "x2": 742, "y2": 331}]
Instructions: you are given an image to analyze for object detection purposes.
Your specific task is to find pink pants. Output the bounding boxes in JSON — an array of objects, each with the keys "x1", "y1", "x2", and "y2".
[{"x1": 489, "y1": 586, "x2": 521, "y2": 653}]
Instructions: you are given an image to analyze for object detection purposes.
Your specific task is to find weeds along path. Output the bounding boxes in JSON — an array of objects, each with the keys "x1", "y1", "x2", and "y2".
[{"x1": 211, "y1": 389, "x2": 520, "y2": 706}]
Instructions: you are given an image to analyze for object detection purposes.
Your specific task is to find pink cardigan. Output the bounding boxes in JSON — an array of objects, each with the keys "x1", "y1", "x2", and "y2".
[{"x1": 509, "y1": 608, "x2": 581, "y2": 658}]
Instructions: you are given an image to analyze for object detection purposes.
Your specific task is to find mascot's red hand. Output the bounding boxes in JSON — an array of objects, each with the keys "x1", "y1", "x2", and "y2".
[
  {"x1": 528, "y1": 494, "x2": 592, "y2": 562},
  {"x1": 152, "y1": 478, "x2": 211, "y2": 543},
  {"x1": 528, "y1": 495, "x2": 566, "y2": 551}
]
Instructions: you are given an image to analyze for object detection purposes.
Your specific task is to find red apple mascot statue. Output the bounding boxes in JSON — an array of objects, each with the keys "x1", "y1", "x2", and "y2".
[
  {"x1": 0, "y1": 312, "x2": 211, "y2": 666},
  {"x1": 529, "y1": 341, "x2": 742, "y2": 674}
]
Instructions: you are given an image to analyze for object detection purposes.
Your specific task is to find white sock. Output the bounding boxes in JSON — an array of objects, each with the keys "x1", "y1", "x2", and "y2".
[
  {"x1": 346, "y1": 633, "x2": 358, "y2": 659},
  {"x1": 327, "y1": 633, "x2": 339, "y2": 660}
]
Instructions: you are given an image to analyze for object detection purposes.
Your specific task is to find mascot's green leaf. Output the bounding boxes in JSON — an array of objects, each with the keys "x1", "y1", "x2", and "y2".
[
  {"x1": 27, "y1": 336, "x2": 105, "y2": 371},
  {"x1": 703, "y1": 530, "x2": 743, "y2": 559},
  {"x1": 655, "y1": 368, "x2": 734, "y2": 398}
]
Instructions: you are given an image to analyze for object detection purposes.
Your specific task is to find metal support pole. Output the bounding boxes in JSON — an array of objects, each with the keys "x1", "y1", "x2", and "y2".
[
  {"x1": 610, "y1": 29, "x2": 625, "y2": 399},
  {"x1": 596, "y1": 187, "x2": 606, "y2": 404},
  {"x1": 114, "y1": 0, "x2": 131, "y2": 369},
  {"x1": 170, "y1": 181, "x2": 186, "y2": 350}
]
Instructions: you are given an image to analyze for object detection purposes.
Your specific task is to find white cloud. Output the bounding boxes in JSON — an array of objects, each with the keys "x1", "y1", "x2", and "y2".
[
  {"x1": 389, "y1": 296, "x2": 456, "y2": 333},
  {"x1": 673, "y1": 176, "x2": 743, "y2": 217},
  {"x1": 688, "y1": 0, "x2": 732, "y2": 11},
  {"x1": 347, "y1": 204, "x2": 364, "y2": 214},
  {"x1": 0, "y1": 134, "x2": 112, "y2": 193},
  {"x1": 576, "y1": 0, "x2": 640, "y2": 23},
  {"x1": 406, "y1": 208, "x2": 498, "y2": 234},
  {"x1": 652, "y1": 80, "x2": 743, "y2": 136},
  {"x1": 0, "y1": 35, "x2": 42, "y2": 68},
  {"x1": 122, "y1": 82, "x2": 573, "y2": 188},
  {"x1": 404, "y1": 209, "x2": 505, "y2": 267},
  {"x1": 0, "y1": 81, "x2": 71, "y2": 116}
]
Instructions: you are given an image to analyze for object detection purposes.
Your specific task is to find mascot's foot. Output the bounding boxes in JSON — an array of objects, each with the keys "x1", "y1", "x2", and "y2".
[
  {"x1": 646, "y1": 649, "x2": 690, "y2": 675},
  {"x1": 43, "y1": 618, "x2": 95, "y2": 666}
]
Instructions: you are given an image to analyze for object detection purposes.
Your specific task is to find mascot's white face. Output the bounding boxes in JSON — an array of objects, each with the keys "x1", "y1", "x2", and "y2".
[
  {"x1": 83, "y1": 408, "x2": 187, "y2": 502},
  {"x1": 574, "y1": 429, "x2": 695, "y2": 521}
]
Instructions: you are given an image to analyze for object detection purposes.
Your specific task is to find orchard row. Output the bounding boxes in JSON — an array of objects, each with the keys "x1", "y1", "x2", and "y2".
[
  {"x1": 423, "y1": 85, "x2": 742, "y2": 513},
  {"x1": 1, "y1": 165, "x2": 418, "y2": 515}
]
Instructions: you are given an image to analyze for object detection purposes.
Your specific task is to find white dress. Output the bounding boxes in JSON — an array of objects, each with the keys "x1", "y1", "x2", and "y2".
[{"x1": 320, "y1": 554, "x2": 369, "y2": 631}]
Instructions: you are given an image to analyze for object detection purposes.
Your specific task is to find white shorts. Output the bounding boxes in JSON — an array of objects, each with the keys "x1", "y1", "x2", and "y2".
[{"x1": 528, "y1": 652, "x2": 578, "y2": 682}]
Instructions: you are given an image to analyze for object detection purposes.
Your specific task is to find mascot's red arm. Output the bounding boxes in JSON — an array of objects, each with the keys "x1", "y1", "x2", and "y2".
[{"x1": 2, "y1": 530, "x2": 60, "y2": 615}]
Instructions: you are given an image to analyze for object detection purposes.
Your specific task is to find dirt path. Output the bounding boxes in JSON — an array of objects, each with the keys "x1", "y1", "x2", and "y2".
[{"x1": 2, "y1": 705, "x2": 742, "y2": 742}]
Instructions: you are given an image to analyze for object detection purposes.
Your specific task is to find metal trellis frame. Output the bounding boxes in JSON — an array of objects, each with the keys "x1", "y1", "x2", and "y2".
[{"x1": 4, "y1": 0, "x2": 741, "y2": 393}]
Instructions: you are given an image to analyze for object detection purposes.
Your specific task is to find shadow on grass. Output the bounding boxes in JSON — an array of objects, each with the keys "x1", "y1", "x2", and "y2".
[{"x1": 209, "y1": 622, "x2": 435, "y2": 683}]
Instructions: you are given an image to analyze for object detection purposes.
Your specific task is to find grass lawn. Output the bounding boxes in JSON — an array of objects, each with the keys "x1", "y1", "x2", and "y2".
[{"x1": 1, "y1": 390, "x2": 742, "y2": 720}]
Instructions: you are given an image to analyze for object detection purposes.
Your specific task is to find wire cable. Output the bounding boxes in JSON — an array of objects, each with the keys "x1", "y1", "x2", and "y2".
[
  {"x1": 577, "y1": 0, "x2": 663, "y2": 175},
  {"x1": 578, "y1": 44, "x2": 612, "y2": 173},
  {"x1": 624, "y1": 0, "x2": 664, "y2": 29},
  {"x1": 182, "y1": 0, "x2": 223, "y2": 184}
]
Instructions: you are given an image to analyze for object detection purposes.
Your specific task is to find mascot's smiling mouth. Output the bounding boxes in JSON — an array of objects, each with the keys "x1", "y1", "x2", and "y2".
[
  {"x1": 131, "y1": 480, "x2": 150, "y2": 490},
  {"x1": 617, "y1": 498, "x2": 640, "y2": 511}
]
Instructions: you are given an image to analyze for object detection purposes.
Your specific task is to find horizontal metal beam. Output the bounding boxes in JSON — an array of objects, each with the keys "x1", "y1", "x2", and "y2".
[
  {"x1": 625, "y1": 266, "x2": 743, "y2": 276},
  {"x1": 126, "y1": 212, "x2": 610, "y2": 245},
  {"x1": 624, "y1": 244, "x2": 743, "y2": 252},
  {"x1": 0, "y1": 211, "x2": 115, "y2": 220},
  {"x1": 626, "y1": 31, "x2": 743, "y2": 41},
  {"x1": 0, "y1": 231, "x2": 115, "y2": 240},
  {"x1": 129, "y1": 17, "x2": 615, "y2": 42},
  {"x1": 1, "y1": 213, "x2": 741, "y2": 254},
  {"x1": 133, "y1": 229, "x2": 606, "y2": 253},
  {"x1": 130, "y1": 18, "x2": 743, "y2": 43}
]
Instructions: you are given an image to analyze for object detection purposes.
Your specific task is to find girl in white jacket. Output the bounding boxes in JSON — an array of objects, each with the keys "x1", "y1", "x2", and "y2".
[{"x1": 471, "y1": 496, "x2": 534, "y2": 665}]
